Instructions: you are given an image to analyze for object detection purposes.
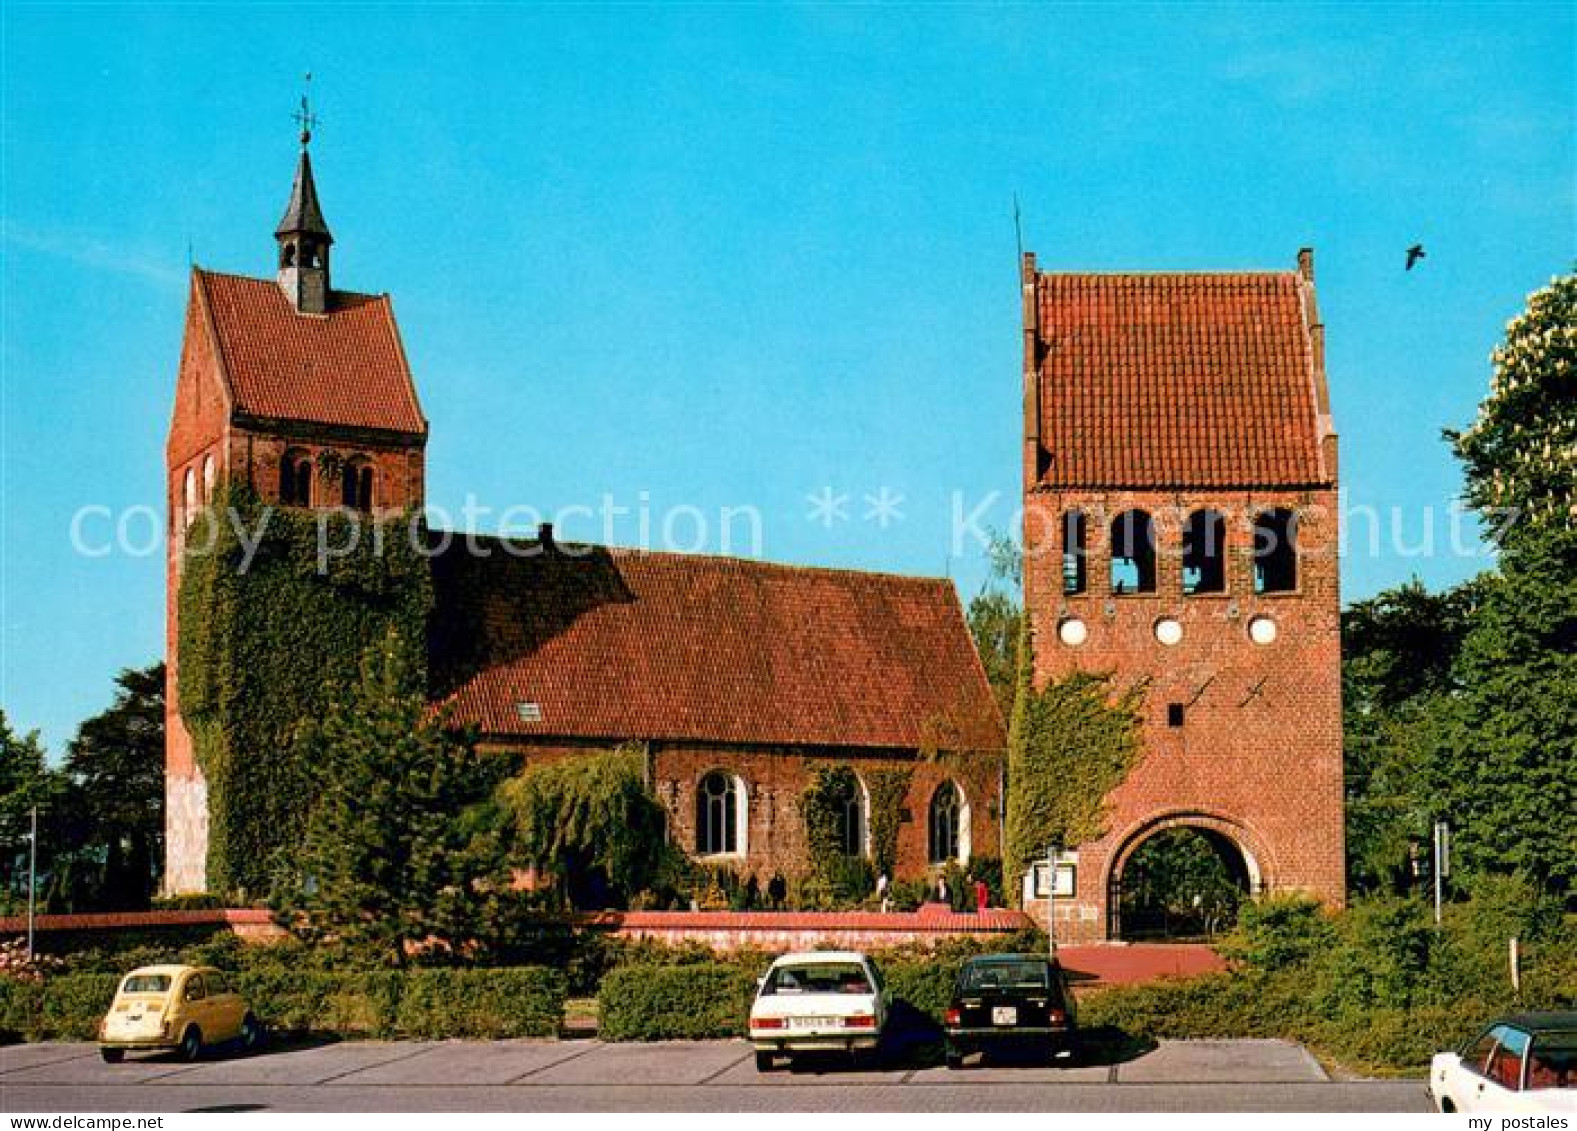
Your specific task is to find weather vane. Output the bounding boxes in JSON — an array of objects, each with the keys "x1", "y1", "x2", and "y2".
[{"x1": 292, "y1": 72, "x2": 319, "y2": 147}]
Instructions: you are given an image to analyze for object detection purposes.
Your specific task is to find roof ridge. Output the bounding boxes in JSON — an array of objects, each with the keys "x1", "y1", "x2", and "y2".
[
  {"x1": 191, "y1": 265, "x2": 385, "y2": 303},
  {"x1": 1036, "y1": 269, "x2": 1296, "y2": 279},
  {"x1": 433, "y1": 530, "x2": 953, "y2": 586}
]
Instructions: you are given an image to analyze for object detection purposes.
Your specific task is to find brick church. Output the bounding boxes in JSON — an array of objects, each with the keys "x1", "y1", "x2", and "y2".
[
  {"x1": 163, "y1": 139, "x2": 1006, "y2": 895},
  {"x1": 1018, "y1": 250, "x2": 1346, "y2": 941},
  {"x1": 164, "y1": 136, "x2": 1345, "y2": 935}
]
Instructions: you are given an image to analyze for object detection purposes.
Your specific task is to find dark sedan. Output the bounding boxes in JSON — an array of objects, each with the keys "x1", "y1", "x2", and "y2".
[{"x1": 943, "y1": 954, "x2": 1077, "y2": 1068}]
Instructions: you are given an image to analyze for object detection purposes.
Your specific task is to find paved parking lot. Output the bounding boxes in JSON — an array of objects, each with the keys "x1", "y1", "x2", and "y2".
[{"x1": 0, "y1": 1039, "x2": 1428, "y2": 1112}]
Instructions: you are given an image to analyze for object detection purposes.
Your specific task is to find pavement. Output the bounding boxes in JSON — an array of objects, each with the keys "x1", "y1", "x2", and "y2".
[{"x1": 0, "y1": 1039, "x2": 1428, "y2": 1112}]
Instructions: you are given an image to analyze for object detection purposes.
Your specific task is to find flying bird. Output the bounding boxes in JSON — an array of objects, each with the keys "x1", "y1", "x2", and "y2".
[{"x1": 1405, "y1": 244, "x2": 1427, "y2": 271}]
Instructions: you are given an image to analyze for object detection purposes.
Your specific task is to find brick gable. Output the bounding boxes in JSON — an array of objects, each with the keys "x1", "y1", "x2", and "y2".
[{"x1": 194, "y1": 268, "x2": 426, "y2": 436}]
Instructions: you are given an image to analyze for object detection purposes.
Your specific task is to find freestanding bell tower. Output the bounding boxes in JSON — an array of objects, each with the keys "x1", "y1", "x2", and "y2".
[{"x1": 1019, "y1": 248, "x2": 1345, "y2": 941}]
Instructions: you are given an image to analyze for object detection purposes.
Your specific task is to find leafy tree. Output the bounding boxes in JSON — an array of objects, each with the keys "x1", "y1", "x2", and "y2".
[
  {"x1": 499, "y1": 744, "x2": 670, "y2": 909},
  {"x1": 967, "y1": 527, "x2": 1025, "y2": 721},
  {"x1": 1342, "y1": 582, "x2": 1479, "y2": 894},
  {"x1": 281, "y1": 631, "x2": 508, "y2": 965},
  {"x1": 1448, "y1": 272, "x2": 1576, "y2": 536},
  {"x1": 967, "y1": 588, "x2": 1020, "y2": 722},
  {"x1": 53, "y1": 664, "x2": 165, "y2": 909},
  {"x1": 1004, "y1": 622, "x2": 1144, "y2": 888},
  {"x1": 0, "y1": 711, "x2": 57, "y2": 910},
  {"x1": 1434, "y1": 526, "x2": 1577, "y2": 897}
]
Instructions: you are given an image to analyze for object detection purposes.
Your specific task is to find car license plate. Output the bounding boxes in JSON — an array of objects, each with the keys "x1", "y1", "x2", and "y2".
[
  {"x1": 793, "y1": 1016, "x2": 837, "y2": 1029},
  {"x1": 992, "y1": 1007, "x2": 1017, "y2": 1026}
]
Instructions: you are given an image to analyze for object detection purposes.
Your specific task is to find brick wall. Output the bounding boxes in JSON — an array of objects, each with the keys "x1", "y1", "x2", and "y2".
[
  {"x1": 485, "y1": 739, "x2": 1005, "y2": 882},
  {"x1": 1022, "y1": 487, "x2": 1345, "y2": 941}
]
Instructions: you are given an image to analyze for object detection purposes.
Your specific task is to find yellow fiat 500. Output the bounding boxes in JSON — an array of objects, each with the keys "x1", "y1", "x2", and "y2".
[{"x1": 98, "y1": 965, "x2": 263, "y2": 1062}]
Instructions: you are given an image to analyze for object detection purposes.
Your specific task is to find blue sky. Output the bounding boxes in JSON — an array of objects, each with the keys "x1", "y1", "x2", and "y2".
[{"x1": 2, "y1": 3, "x2": 1572, "y2": 752}]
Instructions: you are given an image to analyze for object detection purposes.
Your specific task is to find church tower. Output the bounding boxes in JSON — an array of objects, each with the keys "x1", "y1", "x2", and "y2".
[
  {"x1": 1019, "y1": 249, "x2": 1344, "y2": 941},
  {"x1": 163, "y1": 126, "x2": 428, "y2": 893}
]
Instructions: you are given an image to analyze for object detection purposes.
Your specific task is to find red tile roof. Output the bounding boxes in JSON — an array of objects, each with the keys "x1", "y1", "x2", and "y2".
[
  {"x1": 194, "y1": 269, "x2": 425, "y2": 435},
  {"x1": 1030, "y1": 268, "x2": 1332, "y2": 488},
  {"x1": 430, "y1": 541, "x2": 1006, "y2": 752}
]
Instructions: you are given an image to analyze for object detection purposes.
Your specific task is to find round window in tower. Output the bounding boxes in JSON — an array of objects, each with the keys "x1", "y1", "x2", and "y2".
[
  {"x1": 1154, "y1": 617, "x2": 1184, "y2": 646},
  {"x1": 1248, "y1": 615, "x2": 1279, "y2": 645},
  {"x1": 1058, "y1": 617, "x2": 1088, "y2": 647}
]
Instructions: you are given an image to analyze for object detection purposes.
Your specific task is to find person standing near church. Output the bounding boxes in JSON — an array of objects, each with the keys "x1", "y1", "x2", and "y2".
[
  {"x1": 876, "y1": 872, "x2": 890, "y2": 913},
  {"x1": 974, "y1": 876, "x2": 989, "y2": 913}
]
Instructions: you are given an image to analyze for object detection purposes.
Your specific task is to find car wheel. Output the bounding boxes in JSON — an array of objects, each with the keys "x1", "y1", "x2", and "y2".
[
  {"x1": 179, "y1": 1026, "x2": 203, "y2": 1062},
  {"x1": 100, "y1": 1047, "x2": 124, "y2": 1064},
  {"x1": 241, "y1": 1014, "x2": 265, "y2": 1052},
  {"x1": 755, "y1": 1050, "x2": 775, "y2": 1073},
  {"x1": 945, "y1": 1046, "x2": 964, "y2": 1070}
]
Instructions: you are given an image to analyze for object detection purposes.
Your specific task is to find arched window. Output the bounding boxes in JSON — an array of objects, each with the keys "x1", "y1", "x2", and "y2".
[
  {"x1": 1183, "y1": 509, "x2": 1226, "y2": 595},
  {"x1": 182, "y1": 468, "x2": 197, "y2": 528},
  {"x1": 1254, "y1": 509, "x2": 1298, "y2": 593},
  {"x1": 833, "y1": 774, "x2": 867, "y2": 858},
  {"x1": 1110, "y1": 510, "x2": 1156, "y2": 594},
  {"x1": 342, "y1": 458, "x2": 374, "y2": 512},
  {"x1": 1061, "y1": 510, "x2": 1087, "y2": 595},
  {"x1": 696, "y1": 771, "x2": 744, "y2": 856},
  {"x1": 280, "y1": 449, "x2": 313, "y2": 506},
  {"x1": 202, "y1": 455, "x2": 216, "y2": 504},
  {"x1": 928, "y1": 781, "x2": 967, "y2": 865}
]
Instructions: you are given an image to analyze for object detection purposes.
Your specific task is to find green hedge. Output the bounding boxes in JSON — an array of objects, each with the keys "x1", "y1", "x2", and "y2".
[
  {"x1": 394, "y1": 969, "x2": 565, "y2": 1039},
  {"x1": 884, "y1": 960, "x2": 962, "y2": 1021},
  {"x1": 597, "y1": 964, "x2": 756, "y2": 1041},
  {"x1": 595, "y1": 959, "x2": 965, "y2": 1040},
  {"x1": 1, "y1": 967, "x2": 565, "y2": 1043}
]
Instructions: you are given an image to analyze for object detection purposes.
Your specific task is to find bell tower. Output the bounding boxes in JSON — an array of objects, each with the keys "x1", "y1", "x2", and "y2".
[{"x1": 275, "y1": 96, "x2": 333, "y2": 314}]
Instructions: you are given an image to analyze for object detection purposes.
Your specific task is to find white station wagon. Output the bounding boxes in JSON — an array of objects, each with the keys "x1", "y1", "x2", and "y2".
[
  {"x1": 1429, "y1": 1012, "x2": 1576, "y2": 1114},
  {"x1": 748, "y1": 950, "x2": 888, "y2": 1071}
]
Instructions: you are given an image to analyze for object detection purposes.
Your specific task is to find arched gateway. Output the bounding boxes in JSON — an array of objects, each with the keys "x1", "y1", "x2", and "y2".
[{"x1": 1105, "y1": 812, "x2": 1270, "y2": 940}]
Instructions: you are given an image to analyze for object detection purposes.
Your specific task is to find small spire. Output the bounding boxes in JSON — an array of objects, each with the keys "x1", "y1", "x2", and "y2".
[{"x1": 275, "y1": 149, "x2": 333, "y2": 243}]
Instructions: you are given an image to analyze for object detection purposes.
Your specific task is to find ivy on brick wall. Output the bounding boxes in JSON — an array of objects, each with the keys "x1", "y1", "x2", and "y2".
[
  {"x1": 178, "y1": 485, "x2": 432, "y2": 896},
  {"x1": 866, "y1": 766, "x2": 913, "y2": 879},
  {"x1": 800, "y1": 764, "x2": 858, "y2": 879},
  {"x1": 1004, "y1": 621, "x2": 1145, "y2": 893}
]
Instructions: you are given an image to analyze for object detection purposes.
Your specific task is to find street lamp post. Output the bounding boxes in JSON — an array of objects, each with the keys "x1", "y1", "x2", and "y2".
[{"x1": 26, "y1": 804, "x2": 38, "y2": 961}]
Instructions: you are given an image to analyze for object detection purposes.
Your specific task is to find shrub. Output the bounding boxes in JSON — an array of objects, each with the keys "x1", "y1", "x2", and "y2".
[
  {"x1": 883, "y1": 960, "x2": 961, "y2": 1021},
  {"x1": 236, "y1": 970, "x2": 402, "y2": 1037},
  {"x1": 39, "y1": 974, "x2": 120, "y2": 1040},
  {"x1": 0, "y1": 979, "x2": 42, "y2": 1043},
  {"x1": 150, "y1": 893, "x2": 229, "y2": 911},
  {"x1": 597, "y1": 964, "x2": 755, "y2": 1041},
  {"x1": 394, "y1": 968, "x2": 564, "y2": 1039}
]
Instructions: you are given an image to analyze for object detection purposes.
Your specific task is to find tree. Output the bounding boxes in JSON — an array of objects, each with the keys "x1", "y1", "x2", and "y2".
[
  {"x1": 1424, "y1": 273, "x2": 1577, "y2": 904},
  {"x1": 1448, "y1": 272, "x2": 1576, "y2": 537},
  {"x1": 1342, "y1": 582, "x2": 1479, "y2": 894},
  {"x1": 499, "y1": 744, "x2": 670, "y2": 908},
  {"x1": 1004, "y1": 622, "x2": 1144, "y2": 889},
  {"x1": 967, "y1": 526, "x2": 1025, "y2": 723},
  {"x1": 967, "y1": 588, "x2": 1021, "y2": 722},
  {"x1": 0, "y1": 711, "x2": 57, "y2": 911},
  {"x1": 54, "y1": 664, "x2": 165, "y2": 909},
  {"x1": 281, "y1": 631, "x2": 508, "y2": 965},
  {"x1": 1435, "y1": 526, "x2": 1577, "y2": 897}
]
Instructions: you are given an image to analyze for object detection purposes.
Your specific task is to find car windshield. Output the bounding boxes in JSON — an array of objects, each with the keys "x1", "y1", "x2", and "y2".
[
  {"x1": 1528, "y1": 1035, "x2": 1577, "y2": 1090},
  {"x1": 121, "y1": 974, "x2": 171, "y2": 994},
  {"x1": 762, "y1": 962, "x2": 871, "y2": 995},
  {"x1": 961, "y1": 961, "x2": 1051, "y2": 992}
]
